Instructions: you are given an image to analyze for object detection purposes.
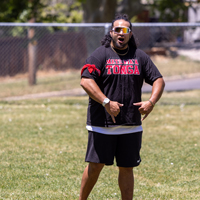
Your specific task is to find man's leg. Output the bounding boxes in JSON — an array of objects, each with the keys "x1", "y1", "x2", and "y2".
[
  {"x1": 118, "y1": 167, "x2": 134, "y2": 200},
  {"x1": 79, "y1": 162, "x2": 104, "y2": 200}
]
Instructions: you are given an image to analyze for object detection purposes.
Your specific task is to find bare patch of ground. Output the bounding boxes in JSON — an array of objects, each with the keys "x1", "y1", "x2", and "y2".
[{"x1": 177, "y1": 48, "x2": 200, "y2": 61}]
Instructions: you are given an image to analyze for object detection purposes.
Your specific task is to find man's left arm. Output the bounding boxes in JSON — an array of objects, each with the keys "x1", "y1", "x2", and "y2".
[{"x1": 134, "y1": 77, "x2": 165, "y2": 121}]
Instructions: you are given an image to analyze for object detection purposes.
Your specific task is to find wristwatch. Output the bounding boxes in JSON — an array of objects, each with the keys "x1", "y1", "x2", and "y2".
[{"x1": 102, "y1": 98, "x2": 110, "y2": 107}]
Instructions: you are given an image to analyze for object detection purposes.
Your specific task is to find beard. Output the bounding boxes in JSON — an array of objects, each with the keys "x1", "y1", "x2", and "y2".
[{"x1": 111, "y1": 38, "x2": 129, "y2": 49}]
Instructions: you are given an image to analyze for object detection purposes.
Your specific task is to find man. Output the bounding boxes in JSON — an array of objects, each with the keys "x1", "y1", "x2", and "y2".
[{"x1": 79, "y1": 14, "x2": 165, "y2": 200}]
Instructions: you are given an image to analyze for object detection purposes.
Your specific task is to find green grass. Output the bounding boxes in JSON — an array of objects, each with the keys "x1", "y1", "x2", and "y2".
[
  {"x1": 0, "y1": 97, "x2": 88, "y2": 199},
  {"x1": 0, "y1": 56, "x2": 200, "y2": 99},
  {"x1": 0, "y1": 90, "x2": 200, "y2": 199},
  {"x1": 152, "y1": 55, "x2": 200, "y2": 77},
  {"x1": 0, "y1": 70, "x2": 81, "y2": 98},
  {"x1": 0, "y1": 55, "x2": 200, "y2": 199}
]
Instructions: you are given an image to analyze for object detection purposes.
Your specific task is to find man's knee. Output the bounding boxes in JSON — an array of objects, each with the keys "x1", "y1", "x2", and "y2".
[
  {"x1": 88, "y1": 162, "x2": 104, "y2": 174},
  {"x1": 118, "y1": 167, "x2": 133, "y2": 174}
]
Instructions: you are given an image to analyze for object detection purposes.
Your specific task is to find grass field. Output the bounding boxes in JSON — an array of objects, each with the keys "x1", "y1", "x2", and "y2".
[
  {"x1": 151, "y1": 55, "x2": 200, "y2": 77},
  {"x1": 0, "y1": 70, "x2": 81, "y2": 98},
  {"x1": 0, "y1": 55, "x2": 200, "y2": 199},
  {"x1": 0, "y1": 90, "x2": 200, "y2": 199},
  {"x1": 0, "y1": 56, "x2": 200, "y2": 99}
]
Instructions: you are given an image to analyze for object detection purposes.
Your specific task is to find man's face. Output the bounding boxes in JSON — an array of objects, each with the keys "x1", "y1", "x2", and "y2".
[{"x1": 110, "y1": 19, "x2": 132, "y2": 50}]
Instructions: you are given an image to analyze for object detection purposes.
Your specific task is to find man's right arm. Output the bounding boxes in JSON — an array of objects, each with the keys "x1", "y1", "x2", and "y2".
[{"x1": 80, "y1": 77, "x2": 123, "y2": 123}]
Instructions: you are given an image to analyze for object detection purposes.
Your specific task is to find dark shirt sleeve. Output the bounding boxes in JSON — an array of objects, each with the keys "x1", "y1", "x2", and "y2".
[
  {"x1": 142, "y1": 53, "x2": 163, "y2": 85},
  {"x1": 81, "y1": 56, "x2": 102, "y2": 81},
  {"x1": 81, "y1": 46, "x2": 106, "y2": 81}
]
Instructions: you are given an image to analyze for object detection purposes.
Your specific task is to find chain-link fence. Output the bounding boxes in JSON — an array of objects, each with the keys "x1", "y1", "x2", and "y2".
[{"x1": 0, "y1": 22, "x2": 200, "y2": 77}]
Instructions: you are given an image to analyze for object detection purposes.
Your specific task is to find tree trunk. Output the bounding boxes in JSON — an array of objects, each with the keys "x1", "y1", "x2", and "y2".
[
  {"x1": 117, "y1": 0, "x2": 143, "y2": 19},
  {"x1": 28, "y1": 18, "x2": 37, "y2": 85},
  {"x1": 101, "y1": 0, "x2": 117, "y2": 22},
  {"x1": 82, "y1": 0, "x2": 143, "y2": 23},
  {"x1": 82, "y1": 0, "x2": 117, "y2": 22}
]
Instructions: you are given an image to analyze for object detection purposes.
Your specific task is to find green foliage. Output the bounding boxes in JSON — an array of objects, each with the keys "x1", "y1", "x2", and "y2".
[
  {"x1": 38, "y1": 1, "x2": 83, "y2": 23},
  {"x1": 0, "y1": 0, "x2": 28, "y2": 22},
  {"x1": 0, "y1": 0, "x2": 83, "y2": 23},
  {"x1": 149, "y1": 0, "x2": 189, "y2": 22},
  {"x1": 18, "y1": 0, "x2": 45, "y2": 22},
  {"x1": 77, "y1": 0, "x2": 86, "y2": 3}
]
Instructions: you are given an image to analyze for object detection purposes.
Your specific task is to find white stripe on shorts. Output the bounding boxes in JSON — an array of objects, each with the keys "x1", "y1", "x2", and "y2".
[{"x1": 86, "y1": 125, "x2": 143, "y2": 135}]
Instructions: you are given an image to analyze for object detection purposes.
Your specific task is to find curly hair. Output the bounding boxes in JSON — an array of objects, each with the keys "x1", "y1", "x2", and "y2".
[{"x1": 101, "y1": 13, "x2": 138, "y2": 48}]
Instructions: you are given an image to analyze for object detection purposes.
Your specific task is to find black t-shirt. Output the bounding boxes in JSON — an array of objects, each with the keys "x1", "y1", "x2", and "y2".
[{"x1": 81, "y1": 45, "x2": 162, "y2": 127}]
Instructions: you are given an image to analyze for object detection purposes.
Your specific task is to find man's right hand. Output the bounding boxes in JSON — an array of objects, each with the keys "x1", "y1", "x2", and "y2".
[
  {"x1": 105, "y1": 101, "x2": 123, "y2": 123},
  {"x1": 80, "y1": 78, "x2": 123, "y2": 123}
]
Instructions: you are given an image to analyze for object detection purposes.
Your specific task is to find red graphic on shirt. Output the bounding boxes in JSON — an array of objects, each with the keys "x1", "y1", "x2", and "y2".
[
  {"x1": 106, "y1": 59, "x2": 140, "y2": 75},
  {"x1": 81, "y1": 64, "x2": 101, "y2": 76}
]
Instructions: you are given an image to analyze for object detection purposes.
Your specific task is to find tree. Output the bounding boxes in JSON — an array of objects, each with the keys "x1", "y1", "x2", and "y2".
[
  {"x1": 39, "y1": 0, "x2": 83, "y2": 23},
  {"x1": 81, "y1": 0, "x2": 143, "y2": 23},
  {"x1": 0, "y1": 0, "x2": 83, "y2": 85},
  {"x1": 149, "y1": 0, "x2": 189, "y2": 22},
  {"x1": 0, "y1": 0, "x2": 83, "y2": 23},
  {"x1": 0, "y1": 0, "x2": 29, "y2": 22}
]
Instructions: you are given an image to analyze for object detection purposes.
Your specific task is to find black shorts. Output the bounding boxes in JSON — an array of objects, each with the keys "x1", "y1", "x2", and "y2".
[{"x1": 85, "y1": 131, "x2": 142, "y2": 167}]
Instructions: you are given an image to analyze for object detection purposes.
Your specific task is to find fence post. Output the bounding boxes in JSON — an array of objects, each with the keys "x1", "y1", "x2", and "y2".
[
  {"x1": 104, "y1": 23, "x2": 110, "y2": 35},
  {"x1": 28, "y1": 18, "x2": 37, "y2": 85}
]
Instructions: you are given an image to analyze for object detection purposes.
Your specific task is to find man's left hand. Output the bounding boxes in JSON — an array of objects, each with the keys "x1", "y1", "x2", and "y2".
[{"x1": 133, "y1": 101, "x2": 154, "y2": 121}]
